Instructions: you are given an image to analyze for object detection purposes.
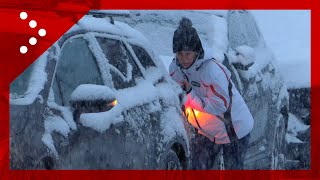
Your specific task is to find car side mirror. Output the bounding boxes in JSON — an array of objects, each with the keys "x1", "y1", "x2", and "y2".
[
  {"x1": 69, "y1": 84, "x2": 117, "y2": 121},
  {"x1": 230, "y1": 46, "x2": 255, "y2": 70}
]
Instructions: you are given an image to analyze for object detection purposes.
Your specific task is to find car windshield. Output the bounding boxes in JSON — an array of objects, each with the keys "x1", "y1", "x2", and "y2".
[
  {"x1": 10, "y1": 63, "x2": 35, "y2": 99},
  {"x1": 228, "y1": 10, "x2": 261, "y2": 50}
]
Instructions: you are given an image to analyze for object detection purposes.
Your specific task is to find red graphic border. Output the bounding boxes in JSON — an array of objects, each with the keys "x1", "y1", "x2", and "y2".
[{"x1": 0, "y1": 0, "x2": 318, "y2": 179}]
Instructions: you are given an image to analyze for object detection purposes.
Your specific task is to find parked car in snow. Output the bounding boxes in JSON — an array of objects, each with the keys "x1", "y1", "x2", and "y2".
[
  {"x1": 10, "y1": 11, "x2": 190, "y2": 170},
  {"x1": 121, "y1": 10, "x2": 291, "y2": 170},
  {"x1": 286, "y1": 87, "x2": 310, "y2": 169},
  {"x1": 225, "y1": 10, "x2": 289, "y2": 170}
]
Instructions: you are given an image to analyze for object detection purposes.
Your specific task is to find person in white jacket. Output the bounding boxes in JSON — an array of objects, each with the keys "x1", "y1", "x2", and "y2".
[{"x1": 170, "y1": 17, "x2": 254, "y2": 170}]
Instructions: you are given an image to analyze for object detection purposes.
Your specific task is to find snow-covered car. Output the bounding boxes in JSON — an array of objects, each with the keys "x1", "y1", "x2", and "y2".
[
  {"x1": 286, "y1": 87, "x2": 310, "y2": 169},
  {"x1": 10, "y1": 11, "x2": 190, "y2": 170},
  {"x1": 120, "y1": 10, "x2": 290, "y2": 170},
  {"x1": 225, "y1": 10, "x2": 289, "y2": 169}
]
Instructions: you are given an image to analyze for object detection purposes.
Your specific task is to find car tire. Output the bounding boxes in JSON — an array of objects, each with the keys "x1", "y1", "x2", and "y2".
[
  {"x1": 34, "y1": 156, "x2": 55, "y2": 170},
  {"x1": 271, "y1": 112, "x2": 287, "y2": 169},
  {"x1": 160, "y1": 150, "x2": 182, "y2": 170}
]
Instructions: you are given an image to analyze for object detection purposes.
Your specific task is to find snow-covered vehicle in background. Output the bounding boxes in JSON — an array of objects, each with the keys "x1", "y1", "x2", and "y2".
[
  {"x1": 121, "y1": 10, "x2": 292, "y2": 169},
  {"x1": 225, "y1": 10, "x2": 289, "y2": 169},
  {"x1": 286, "y1": 86, "x2": 310, "y2": 169},
  {"x1": 10, "y1": 10, "x2": 190, "y2": 170}
]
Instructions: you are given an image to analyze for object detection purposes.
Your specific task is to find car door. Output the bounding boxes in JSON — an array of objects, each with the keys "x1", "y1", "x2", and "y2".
[
  {"x1": 227, "y1": 10, "x2": 267, "y2": 145},
  {"x1": 227, "y1": 10, "x2": 271, "y2": 169},
  {"x1": 48, "y1": 35, "x2": 128, "y2": 169},
  {"x1": 226, "y1": 10, "x2": 289, "y2": 169},
  {"x1": 10, "y1": 47, "x2": 57, "y2": 169},
  {"x1": 128, "y1": 42, "x2": 190, "y2": 170},
  {"x1": 94, "y1": 35, "x2": 162, "y2": 169}
]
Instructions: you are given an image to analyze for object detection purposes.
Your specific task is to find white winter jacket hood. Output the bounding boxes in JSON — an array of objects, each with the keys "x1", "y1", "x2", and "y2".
[{"x1": 169, "y1": 55, "x2": 254, "y2": 144}]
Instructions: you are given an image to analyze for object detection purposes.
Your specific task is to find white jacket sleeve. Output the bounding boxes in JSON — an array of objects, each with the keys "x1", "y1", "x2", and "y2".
[{"x1": 185, "y1": 61, "x2": 231, "y2": 116}]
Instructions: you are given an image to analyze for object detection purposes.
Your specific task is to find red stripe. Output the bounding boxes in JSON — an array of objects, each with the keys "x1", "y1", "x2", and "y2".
[
  {"x1": 212, "y1": 60, "x2": 229, "y2": 81},
  {"x1": 210, "y1": 85, "x2": 227, "y2": 109},
  {"x1": 170, "y1": 70, "x2": 176, "y2": 76},
  {"x1": 201, "y1": 80, "x2": 209, "y2": 87}
]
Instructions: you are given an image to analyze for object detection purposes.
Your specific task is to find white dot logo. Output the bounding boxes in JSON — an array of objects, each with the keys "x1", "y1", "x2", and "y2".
[
  {"x1": 39, "y1": 29, "x2": 46, "y2": 37},
  {"x1": 19, "y1": 12, "x2": 47, "y2": 54},
  {"x1": 20, "y1": 12, "x2": 28, "y2": 20},
  {"x1": 20, "y1": 46, "x2": 28, "y2": 54},
  {"x1": 29, "y1": 37, "x2": 37, "y2": 45},
  {"x1": 29, "y1": 20, "x2": 37, "y2": 28}
]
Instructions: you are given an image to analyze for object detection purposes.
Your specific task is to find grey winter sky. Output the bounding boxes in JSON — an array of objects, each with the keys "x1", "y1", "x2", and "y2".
[{"x1": 251, "y1": 10, "x2": 310, "y2": 88}]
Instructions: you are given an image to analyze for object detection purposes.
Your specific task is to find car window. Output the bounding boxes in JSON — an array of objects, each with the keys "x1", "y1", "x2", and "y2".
[
  {"x1": 228, "y1": 10, "x2": 261, "y2": 50},
  {"x1": 96, "y1": 37, "x2": 142, "y2": 90},
  {"x1": 10, "y1": 62, "x2": 35, "y2": 98},
  {"x1": 53, "y1": 37, "x2": 103, "y2": 106},
  {"x1": 52, "y1": 77, "x2": 63, "y2": 105},
  {"x1": 130, "y1": 44, "x2": 156, "y2": 69}
]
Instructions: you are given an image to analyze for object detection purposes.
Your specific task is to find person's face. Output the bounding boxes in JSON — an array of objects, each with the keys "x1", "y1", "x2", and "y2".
[{"x1": 176, "y1": 51, "x2": 198, "y2": 69}]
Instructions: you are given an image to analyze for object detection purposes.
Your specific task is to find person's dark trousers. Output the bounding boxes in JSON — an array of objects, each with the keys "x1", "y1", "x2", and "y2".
[
  {"x1": 222, "y1": 133, "x2": 251, "y2": 170},
  {"x1": 190, "y1": 133, "x2": 221, "y2": 169}
]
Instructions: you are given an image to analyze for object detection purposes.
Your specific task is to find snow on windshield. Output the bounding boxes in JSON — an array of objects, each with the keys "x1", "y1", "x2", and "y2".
[{"x1": 70, "y1": 15, "x2": 150, "y2": 46}]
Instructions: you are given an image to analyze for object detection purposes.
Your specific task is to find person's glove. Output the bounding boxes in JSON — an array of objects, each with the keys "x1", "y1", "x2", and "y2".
[{"x1": 181, "y1": 80, "x2": 192, "y2": 94}]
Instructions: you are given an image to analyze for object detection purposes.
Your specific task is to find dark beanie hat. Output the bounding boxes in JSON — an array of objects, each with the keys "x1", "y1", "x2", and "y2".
[{"x1": 173, "y1": 17, "x2": 204, "y2": 59}]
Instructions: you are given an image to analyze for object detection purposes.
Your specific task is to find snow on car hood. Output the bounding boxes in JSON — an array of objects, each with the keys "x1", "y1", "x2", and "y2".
[
  {"x1": 79, "y1": 79, "x2": 184, "y2": 131},
  {"x1": 44, "y1": 75, "x2": 187, "y2": 158}
]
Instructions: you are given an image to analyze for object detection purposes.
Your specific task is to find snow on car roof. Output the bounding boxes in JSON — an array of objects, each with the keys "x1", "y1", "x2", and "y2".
[
  {"x1": 89, "y1": 10, "x2": 130, "y2": 16},
  {"x1": 68, "y1": 15, "x2": 150, "y2": 46},
  {"x1": 65, "y1": 15, "x2": 166, "y2": 71}
]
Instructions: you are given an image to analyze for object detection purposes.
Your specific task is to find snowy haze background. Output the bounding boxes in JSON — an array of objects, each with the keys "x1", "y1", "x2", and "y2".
[
  {"x1": 124, "y1": 10, "x2": 311, "y2": 89},
  {"x1": 121, "y1": 9, "x2": 311, "y2": 149},
  {"x1": 251, "y1": 10, "x2": 310, "y2": 89}
]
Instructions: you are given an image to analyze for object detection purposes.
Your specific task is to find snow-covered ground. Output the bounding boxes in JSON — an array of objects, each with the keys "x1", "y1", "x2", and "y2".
[{"x1": 286, "y1": 113, "x2": 310, "y2": 144}]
